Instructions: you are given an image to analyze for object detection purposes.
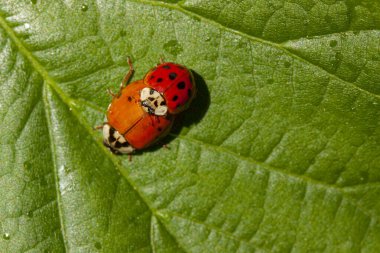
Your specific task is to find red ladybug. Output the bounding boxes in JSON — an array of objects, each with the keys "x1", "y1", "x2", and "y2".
[{"x1": 143, "y1": 62, "x2": 196, "y2": 115}]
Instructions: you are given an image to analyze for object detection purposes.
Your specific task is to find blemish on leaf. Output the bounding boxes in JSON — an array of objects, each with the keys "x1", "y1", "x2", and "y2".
[
  {"x1": 26, "y1": 211, "x2": 34, "y2": 218},
  {"x1": 163, "y1": 40, "x2": 183, "y2": 56},
  {"x1": 81, "y1": 4, "x2": 88, "y2": 12},
  {"x1": 329, "y1": 40, "x2": 337, "y2": 47},
  {"x1": 23, "y1": 161, "x2": 31, "y2": 170},
  {"x1": 3, "y1": 233, "x2": 10, "y2": 240},
  {"x1": 120, "y1": 30, "x2": 126, "y2": 37},
  {"x1": 95, "y1": 242, "x2": 102, "y2": 249}
]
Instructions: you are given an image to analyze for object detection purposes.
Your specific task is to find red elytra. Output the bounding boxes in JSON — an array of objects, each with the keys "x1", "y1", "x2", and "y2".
[{"x1": 144, "y1": 62, "x2": 196, "y2": 114}]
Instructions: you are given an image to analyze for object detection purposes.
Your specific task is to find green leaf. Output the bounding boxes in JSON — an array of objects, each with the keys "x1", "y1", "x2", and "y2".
[{"x1": 1, "y1": 0, "x2": 379, "y2": 252}]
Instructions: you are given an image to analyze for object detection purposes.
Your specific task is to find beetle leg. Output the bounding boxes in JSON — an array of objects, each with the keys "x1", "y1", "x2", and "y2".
[
  {"x1": 120, "y1": 56, "x2": 134, "y2": 88},
  {"x1": 159, "y1": 56, "x2": 165, "y2": 64},
  {"x1": 110, "y1": 57, "x2": 135, "y2": 98},
  {"x1": 93, "y1": 122, "x2": 107, "y2": 131},
  {"x1": 107, "y1": 88, "x2": 117, "y2": 98}
]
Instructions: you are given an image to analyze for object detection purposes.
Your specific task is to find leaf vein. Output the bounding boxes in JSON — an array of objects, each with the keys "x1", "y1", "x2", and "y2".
[
  {"x1": 174, "y1": 134, "x2": 379, "y2": 221},
  {"x1": 130, "y1": 0, "x2": 380, "y2": 99}
]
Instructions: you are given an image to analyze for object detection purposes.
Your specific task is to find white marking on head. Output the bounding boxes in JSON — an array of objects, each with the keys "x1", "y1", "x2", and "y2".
[
  {"x1": 154, "y1": 104, "x2": 167, "y2": 116},
  {"x1": 140, "y1": 87, "x2": 151, "y2": 101},
  {"x1": 102, "y1": 124, "x2": 135, "y2": 154},
  {"x1": 102, "y1": 123, "x2": 111, "y2": 143},
  {"x1": 140, "y1": 87, "x2": 168, "y2": 116}
]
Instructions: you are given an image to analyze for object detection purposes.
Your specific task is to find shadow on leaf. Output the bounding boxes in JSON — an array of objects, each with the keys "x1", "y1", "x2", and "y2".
[
  {"x1": 172, "y1": 70, "x2": 210, "y2": 131},
  {"x1": 144, "y1": 70, "x2": 210, "y2": 153}
]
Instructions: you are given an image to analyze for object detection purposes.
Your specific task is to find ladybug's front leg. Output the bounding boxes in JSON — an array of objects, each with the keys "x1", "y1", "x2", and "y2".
[
  {"x1": 109, "y1": 57, "x2": 134, "y2": 98},
  {"x1": 159, "y1": 56, "x2": 165, "y2": 64},
  {"x1": 119, "y1": 57, "x2": 134, "y2": 93},
  {"x1": 93, "y1": 122, "x2": 108, "y2": 131},
  {"x1": 93, "y1": 124, "x2": 104, "y2": 130}
]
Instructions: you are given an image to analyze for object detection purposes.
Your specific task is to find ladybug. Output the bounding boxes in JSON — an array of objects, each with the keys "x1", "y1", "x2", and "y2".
[
  {"x1": 98, "y1": 59, "x2": 174, "y2": 154},
  {"x1": 142, "y1": 62, "x2": 196, "y2": 115}
]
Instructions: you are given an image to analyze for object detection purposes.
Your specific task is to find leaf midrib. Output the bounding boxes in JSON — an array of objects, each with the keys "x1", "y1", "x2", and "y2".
[
  {"x1": 0, "y1": 3, "x2": 378, "y2": 250},
  {"x1": 42, "y1": 85, "x2": 70, "y2": 252}
]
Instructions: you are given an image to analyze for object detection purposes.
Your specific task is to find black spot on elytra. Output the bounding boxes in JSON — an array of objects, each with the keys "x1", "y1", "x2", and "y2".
[
  {"x1": 177, "y1": 81, "x2": 185, "y2": 89},
  {"x1": 162, "y1": 65, "x2": 170, "y2": 69},
  {"x1": 157, "y1": 78, "x2": 163, "y2": 83},
  {"x1": 188, "y1": 89, "x2": 192, "y2": 97},
  {"x1": 157, "y1": 127, "x2": 162, "y2": 132},
  {"x1": 150, "y1": 75, "x2": 155, "y2": 80},
  {"x1": 172, "y1": 95, "x2": 178, "y2": 101},
  {"x1": 169, "y1": 72, "x2": 177, "y2": 80}
]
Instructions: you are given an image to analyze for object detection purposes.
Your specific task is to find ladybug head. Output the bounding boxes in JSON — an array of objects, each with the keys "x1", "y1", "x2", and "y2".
[
  {"x1": 102, "y1": 123, "x2": 135, "y2": 154},
  {"x1": 140, "y1": 87, "x2": 168, "y2": 116}
]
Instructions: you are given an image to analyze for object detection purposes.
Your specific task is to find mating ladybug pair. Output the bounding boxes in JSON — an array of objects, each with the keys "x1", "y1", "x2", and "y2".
[{"x1": 97, "y1": 58, "x2": 196, "y2": 154}]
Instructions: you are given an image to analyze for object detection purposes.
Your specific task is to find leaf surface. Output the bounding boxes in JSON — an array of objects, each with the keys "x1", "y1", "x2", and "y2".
[{"x1": 0, "y1": 0, "x2": 379, "y2": 252}]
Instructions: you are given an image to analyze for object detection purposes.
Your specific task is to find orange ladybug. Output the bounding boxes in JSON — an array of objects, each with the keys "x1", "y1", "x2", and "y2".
[{"x1": 98, "y1": 59, "x2": 174, "y2": 154}]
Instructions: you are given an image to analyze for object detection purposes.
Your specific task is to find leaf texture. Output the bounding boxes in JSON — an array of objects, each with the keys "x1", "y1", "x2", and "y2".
[{"x1": 0, "y1": 0, "x2": 379, "y2": 252}]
